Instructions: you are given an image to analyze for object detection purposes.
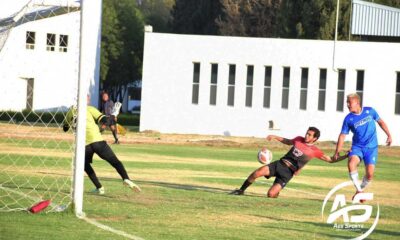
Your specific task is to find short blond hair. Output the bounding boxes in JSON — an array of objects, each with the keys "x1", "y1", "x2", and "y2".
[{"x1": 347, "y1": 93, "x2": 360, "y2": 102}]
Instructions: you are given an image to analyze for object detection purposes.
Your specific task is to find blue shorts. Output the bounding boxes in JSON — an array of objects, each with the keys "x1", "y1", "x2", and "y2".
[{"x1": 349, "y1": 146, "x2": 378, "y2": 165}]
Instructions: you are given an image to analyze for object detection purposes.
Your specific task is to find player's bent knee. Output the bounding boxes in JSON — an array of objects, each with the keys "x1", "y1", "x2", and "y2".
[
  {"x1": 267, "y1": 183, "x2": 282, "y2": 198},
  {"x1": 267, "y1": 191, "x2": 279, "y2": 198}
]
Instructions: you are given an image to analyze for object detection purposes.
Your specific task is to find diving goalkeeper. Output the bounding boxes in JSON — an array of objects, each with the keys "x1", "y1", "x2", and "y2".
[{"x1": 63, "y1": 95, "x2": 140, "y2": 195}]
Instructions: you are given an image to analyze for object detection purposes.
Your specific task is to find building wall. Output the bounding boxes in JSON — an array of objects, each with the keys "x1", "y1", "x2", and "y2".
[
  {"x1": 0, "y1": 2, "x2": 102, "y2": 111},
  {"x1": 140, "y1": 32, "x2": 400, "y2": 145}
]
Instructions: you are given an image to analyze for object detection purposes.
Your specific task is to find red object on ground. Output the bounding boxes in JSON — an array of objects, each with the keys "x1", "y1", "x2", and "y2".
[{"x1": 29, "y1": 200, "x2": 51, "y2": 213}]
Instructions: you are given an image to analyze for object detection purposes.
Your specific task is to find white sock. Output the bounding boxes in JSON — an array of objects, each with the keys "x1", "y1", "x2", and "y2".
[
  {"x1": 360, "y1": 176, "x2": 371, "y2": 190},
  {"x1": 349, "y1": 171, "x2": 362, "y2": 192}
]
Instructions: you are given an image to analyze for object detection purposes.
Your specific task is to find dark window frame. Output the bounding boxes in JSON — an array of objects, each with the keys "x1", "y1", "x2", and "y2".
[
  {"x1": 210, "y1": 63, "x2": 218, "y2": 105},
  {"x1": 26, "y1": 31, "x2": 35, "y2": 50},
  {"x1": 245, "y1": 65, "x2": 254, "y2": 107},
  {"x1": 300, "y1": 68, "x2": 308, "y2": 110},
  {"x1": 281, "y1": 67, "x2": 290, "y2": 109},
  {"x1": 336, "y1": 69, "x2": 346, "y2": 112},
  {"x1": 227, "y1": 64, "x2": 236, "y2": 107},
  {"x1": 46, "y1": 33, "x2": 56, "y2": 51},
  {"x1": 59, "y1": 34, "x2": 68, "y2": 52},
  {"x1": 318, "y1": 68, "x2": 327, "y2": 111},
  {"x1": 263, "y1": 66, "x2": 272, "y2": 108},
  {"x1": 192, "y1": 62, "x2": 200, "y2": 104}
]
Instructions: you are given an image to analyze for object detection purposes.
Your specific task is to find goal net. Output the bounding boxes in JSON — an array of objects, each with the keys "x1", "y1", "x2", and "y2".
[{"x1": 0, "y1": 0, "x2": 81, "y2": 213}]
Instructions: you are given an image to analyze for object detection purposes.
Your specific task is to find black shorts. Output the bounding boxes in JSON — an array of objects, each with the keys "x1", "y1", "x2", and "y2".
[
  {"x1": 104, "y1": 115, "x2": 117, "y2": 126},
  {"x1": 266, "y1": 160, "x2": 294, "y2": 188}
]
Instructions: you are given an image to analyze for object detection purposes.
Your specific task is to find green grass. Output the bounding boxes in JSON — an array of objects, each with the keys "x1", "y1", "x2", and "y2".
[{"x1": 1, "y1": 138, "x2": 400, "y2": 240}]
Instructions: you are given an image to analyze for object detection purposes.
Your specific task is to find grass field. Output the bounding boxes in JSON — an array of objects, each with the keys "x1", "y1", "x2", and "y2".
[{"x1": 0, "y1": 129, "x2": 400, "y2": 240}]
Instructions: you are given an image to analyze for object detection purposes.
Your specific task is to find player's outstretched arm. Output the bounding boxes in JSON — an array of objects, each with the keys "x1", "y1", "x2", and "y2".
[
  {"x1": 319, "y1": 152, "x2": 349, "y2": 163},
  {"x1": 377, "y1": 119, "x2": 392, "y2": 146},
  {"x1": 266, "y1": 135, "x2": 293, "y2": 145},
  {"x1": 334, "y1": 134, "x2": 346, "y2": 159}
]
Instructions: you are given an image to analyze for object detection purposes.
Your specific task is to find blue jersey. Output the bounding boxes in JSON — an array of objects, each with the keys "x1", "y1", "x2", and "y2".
[{"x1": 340, "y1": 107, "x2": 380, "y2": 148}]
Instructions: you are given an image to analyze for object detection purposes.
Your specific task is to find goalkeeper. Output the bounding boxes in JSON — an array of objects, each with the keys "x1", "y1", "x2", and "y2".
[
  {"x1": 63, "y1": 95, "x2": 140, "y2": 195},
  {"x1": 100, "y1": 92, "x2": 119, "y2": 144}
]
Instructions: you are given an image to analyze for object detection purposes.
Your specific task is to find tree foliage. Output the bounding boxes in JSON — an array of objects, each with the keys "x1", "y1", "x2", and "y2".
[
  {"x1": 101, "y1": 0, "x2": 144, "y2": 102},
  {"x1": 277, "y1": 0, "x2": 353, "y2": 40},
  {"x1": 170, "y1": 0, "x2": 400, "y2": 40},
  {"x1": 171, "y1": 0, "x2": 223, "y2": 35},
  {"x1": 137, "y1": 0, "x2": 174, "y2": 33},
  {"x1": 217, "y1": 0, "x2": 281, "y2": 37}
]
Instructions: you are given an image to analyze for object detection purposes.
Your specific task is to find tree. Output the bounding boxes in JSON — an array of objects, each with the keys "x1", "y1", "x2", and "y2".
[
  {"x1": 137, "y1": 0, "x2": 174, "y2": 33},
  {"x1": 278, "y1": 0, "x2": 351, "y2": 40},
  {"x1": 375, "y1": 0, "x2": 400, "y2": 8},
  {"x1": 101, "y1": 0, "x2": 145, "y2": 102},
  {"x1": 217, "y1": 0, "x2": 282, "y2": 37},
  {"x1": 171, "y1": 0, "x2": 223, "y2": 35}
]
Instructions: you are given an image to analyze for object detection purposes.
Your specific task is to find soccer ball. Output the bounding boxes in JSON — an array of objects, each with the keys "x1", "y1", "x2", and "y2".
[{"x1": 257, "y1": 148, "x2": 273, "y2": 165}]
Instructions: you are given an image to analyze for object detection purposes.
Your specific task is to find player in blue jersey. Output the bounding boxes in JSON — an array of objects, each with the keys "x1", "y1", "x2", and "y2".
[{"x1": 334, "y1": 93, "x2": 392, "y2": 201}]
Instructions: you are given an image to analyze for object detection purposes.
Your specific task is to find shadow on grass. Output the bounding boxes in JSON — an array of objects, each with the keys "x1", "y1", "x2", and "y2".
[
  {"x1": 100, "y1": 177, "x2": 304, "y2": 200},
  {"x1": 138, "y1": 179, "x2": 232, "y2": 194}
]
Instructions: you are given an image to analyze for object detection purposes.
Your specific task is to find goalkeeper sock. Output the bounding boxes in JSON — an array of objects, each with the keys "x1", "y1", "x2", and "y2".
[
  {"x1": 360, "y1": 176, "x2": 371, "y2": 190},
  {"x1": 240, "y1": 179, "x2": 253, "y2": 191},
  {"x1": 88, "y1": 173, "x2": 102, "y2": 189},
  {"x1": 349, "y1": 171, "x2": 362, "y2": 192},
  {"x1": 112, "y1": 128, "x2": 118, "y2": 141}
]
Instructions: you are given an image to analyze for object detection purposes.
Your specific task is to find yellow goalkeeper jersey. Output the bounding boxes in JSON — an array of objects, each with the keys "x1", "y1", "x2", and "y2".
[{"x1": 65, "y1": 106, "x2": 104, "y2": 145}]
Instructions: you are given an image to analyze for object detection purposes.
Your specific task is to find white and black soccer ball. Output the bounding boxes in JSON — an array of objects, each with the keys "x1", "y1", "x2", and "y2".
[{"x1": 257, "y1": 148, "x2": 273, "y2": 165}]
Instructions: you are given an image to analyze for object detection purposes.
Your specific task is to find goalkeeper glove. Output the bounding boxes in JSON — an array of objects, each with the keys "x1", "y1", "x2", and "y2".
[
  {"x1": 98, "y1": 115, "x2": 109, "y2": 125},
  {"x1": 63, "y1": 124, "x2": 70, "y2": 132}
]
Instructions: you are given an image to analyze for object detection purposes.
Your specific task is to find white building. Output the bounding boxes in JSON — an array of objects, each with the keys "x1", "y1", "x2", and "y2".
[
  {"x1": 0, "y1": 0, "x2": 102, "y2": 111},
  {"x1": 140, "y1": 32, "x2": 400, "y2": 145}
]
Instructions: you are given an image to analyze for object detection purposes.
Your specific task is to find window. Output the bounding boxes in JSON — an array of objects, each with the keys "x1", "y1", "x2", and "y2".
[
  {"x1": 336, "y1": 69, "x2": 346, "y2": 111},
  {"x1": 318, "y1": 69, "x2": 327, "y2": 111},
  {"x1": 395, "y1": 72, "x2": 400, "y2": 114},
  {"x1": 300, "y1": 68, "x2": 308, "y2": 110},
  {"x1": 282, "y1": 67, "x2": 290, "y2": 109},
  {"x1": 263, "y1": 66, "x2": 272, "y2": 108},
  {"x1": 356, "y1": 70, "x2": 364, "y2": 106},
  {"x1": 245, "y1": 65, "x2": 254, "y2": 107},
  {"x1": 192, "y1": 63, "x2": 200, "y2": 104},
  {"x1": 46, "y1": 33, "x2": 56, "y2": 51},
  {"x1": 227, "y1": 64, "x2": 236, "y2": 106},
  {"x1": 210, "y1": 64, "x2": 218, "y2": 105},
  {"x1": 26, "y1": 31, "x2": 35, "y2": 50},
  {"x1": 59, "y1": 34, "x2": 68, "y2": 52}
]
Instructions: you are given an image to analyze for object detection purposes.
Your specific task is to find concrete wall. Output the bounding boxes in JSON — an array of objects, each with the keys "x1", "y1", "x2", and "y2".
[{"x1": 140, "y1": 33, "x2": 400, "y2": 145}]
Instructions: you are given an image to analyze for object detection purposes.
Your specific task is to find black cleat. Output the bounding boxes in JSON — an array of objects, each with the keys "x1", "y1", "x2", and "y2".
[{"x1": 230, "y1": 189, "x2": 244, "y2": 195}]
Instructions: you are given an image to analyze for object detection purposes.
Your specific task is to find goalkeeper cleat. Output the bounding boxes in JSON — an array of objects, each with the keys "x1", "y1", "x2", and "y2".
[
  {"x1": 229, "y1": 189, "x2": 244, "y2": 195},
  {"x1": 124, "y1": 179, "x2": 141, "y2": 193},
  {"x1": 91, "y1": 187, "x2": 105, "y2": 195}
]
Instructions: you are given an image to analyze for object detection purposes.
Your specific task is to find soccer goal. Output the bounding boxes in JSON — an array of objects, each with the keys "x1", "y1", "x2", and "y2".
[{"x1": 0, "y1": 0, "x2": 101, "y2": 215}]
